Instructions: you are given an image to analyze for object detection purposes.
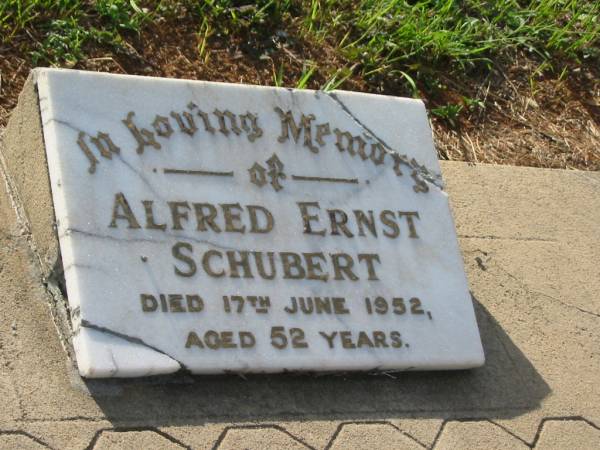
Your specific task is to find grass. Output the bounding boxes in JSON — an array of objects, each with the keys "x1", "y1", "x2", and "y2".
[
  {"x1": 0, "y1": 0, "x2": 598, "y2": 126},
  {"x1": 2, "y1": 1, "x2": 597, "y2": 64},
  {"x1": 1, "y1": 0, "x2": 152, "y2": 62}
]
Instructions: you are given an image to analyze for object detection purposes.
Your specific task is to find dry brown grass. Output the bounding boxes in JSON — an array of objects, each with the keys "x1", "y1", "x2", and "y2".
[
  {"x1": 1, "y1": 17, "x2": 599, "y2": 171},
  {"x1": 434, "y1": 56, "x2": 600, "y2": 170}
]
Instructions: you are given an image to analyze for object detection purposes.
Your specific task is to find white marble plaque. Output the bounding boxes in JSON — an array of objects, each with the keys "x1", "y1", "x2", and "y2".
[{"x1": 35, "y1": 68, "x2": 484, "y2": 377}]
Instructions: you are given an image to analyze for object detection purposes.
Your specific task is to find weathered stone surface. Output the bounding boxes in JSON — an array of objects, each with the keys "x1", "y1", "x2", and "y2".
[
  {"x1": 215, "y1": 426, "x2": 311, "y2": 450},
  {"x1": 535, "y1": 420, "x2": 600, "y2": 450},
  {"x1": 19, "y1": 421, "x2": 111, "y2": 450},
  {"x1": 392, "y1": 419, "x2": 445, "y2": 448},
  {"x1": 435, "y1": 421, "x2": 528, "y2": 449},
  {"x1": 0, "y1": 432, "x2": 49, "y2": 450},
  {"x1": 1, "y1": 74, "x2": 58, "y2": 279},
  {"x1": 91, "y1": 429, "x2": 187, "y2": 449},
  {"x1": 329, "y1": 423, "x2": 424, "y2": 449},
  {"x1": 279, "y1": 421, "x2": 341, "y2": 450},
  {"x1": 17, "y1": 68, "x2": 484, "y2": 377},
  {"x1": 159, "y1": 424, "x2": 226, "y2": 450},
  {"x1": 0, "y1": 178, "x2": 38, "y2": 425}
]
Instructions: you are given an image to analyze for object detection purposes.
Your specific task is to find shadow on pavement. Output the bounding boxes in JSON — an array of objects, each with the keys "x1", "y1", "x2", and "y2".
[{"x1": 85, "y1": 294, "x2": 550, "y2": 426}]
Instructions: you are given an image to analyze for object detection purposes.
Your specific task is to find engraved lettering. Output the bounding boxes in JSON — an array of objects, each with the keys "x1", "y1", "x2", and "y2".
[
  {"x1": 373, "y1": 331, "x2": 389, "y2": 348},
  {"x1": 357, "y1": 331, "x2": 375, "y2": 348},
  {"x1": 328, "y1": 209, "x2": 354, "y2": 238},
  {"x1": 90, "y1": 132, "x2": 120, "y2": 159},
  {"x1": 170, "y1": 111, "x2": 198, "y2": 136},
  {"x1": 380, "y1": 210, "x2": 399, "y2": 238},
  {"x1": 411, "y1": 170, "x2": 429, "y2": 193},
  {"x1": 152, "y1": 115, "x2": 173, "y2": 137},
  {"x1": 332, "y1": 297, "x2": 350, "y2": 314},
  {"x1": 226, "y1": 250, "x2": 253, "y2": 278},
  {"x1": 185, "y1": 331, "x2": 204, "y2": 348},
  {"x1": 172, "y1": 242, "x2": 197, "y2": 277},
  {"x1": 315, "y1": 123, "x2": 331, "y2": 146},
  {"x1": 169, "y1": 294, "x2": 185, "y2": 312},
  {"x1": 76, "y1": 132, "x2": 99, "y2": 174},
  {"x1": 253, "y1": 252, "x2": 276, "y2": 280},
  {"x1": 281, "y1": 252, "x2": 306, "y2": 280},
  {"x1": 297, "y1": 201, "x2": 326, "y2": 236},
  {"x1": 266, "y1": 153, "x2": 286, "y2": 191},
  {"x1": 168, "y1": 201, "x2": 191, "y2": 230},
  {"x1": 369, "y1": 142, "x2": 386, "y2": 165},
  {"x1": 239, "y1": 112, "x2": 263, "y2": 142},
  {"x1": 202, "y1": 250, "x2": 225, "y2": 278},
  {"x1": 188, "y1": 102, "x2": 216, "y2": 134},
  {"x1": 247, "y1": 205, "x2": 274, "y2": 233},
  {"x1": 77, "y1": 131, "x2": 120, "y2": 174},
  {"x1": 122, "y1": 111, "x2": 161, "y2": 154},
  {"x1": 319, "y1": 331, "x2": 337, "y2": 349},
  {"x1": 290, "y1": 328, "x2": 308, "y2": 348},
  {"x1": 390, "y1": 331, "x2": 403, "y2": 348},
  {"x1": 185, "y1": 330, "x2": 256, "y2": 349},
  {"x1": 248, "y1": 162, "x2": 268, "y2": 187},
  {"x1": 240, "y1": 331, "x2": 256, "y2": 348},
  {"x1": 340, "y1": 331, "x2": 356, "y2": 349},
  {"x1": 303, "y1": 253, "x2": 329, "y2": 282},
  {"x1": 187, "y1": 295, "x2": 204, "y2": 312},
  {"x1": 358, "y1": 253, "x2": 381, "y2": 281},
  {"x1": 204, "y1": 330, "x2": 220, "y2": 349},
  {"x1": 193, "y1": 203, "x2": 221, "y2": 233},
  {"x1": 109, "y1": 193, "x2": 141, "y2": 229},
  {"x1": 354, "y1": 210, "x2": 377, "y2": 237},
  {"x1": 222, "y1": 203, "x2": 246, "y2": 233},
  {"x1": 398, "y1": 211, "x2": 420, "y2": 238},
  {"x1": 213, "y1": 109, "x2": 241, "y2": 136},
  {"x1": 143, "y1": 200, "x2": 167, "y2": 231},
  {"x1": 274, "y1": 107, "x2": 318, "y2": 153},
  {"x1": 333, "y1": 128, "x2": 366, "y2": 158},
  {"x1": 141, "y1": 294, "x2": 157, "y2": 312},
  {"x1": 330, "y1": 253, "x2": 359, "y2": 281}
]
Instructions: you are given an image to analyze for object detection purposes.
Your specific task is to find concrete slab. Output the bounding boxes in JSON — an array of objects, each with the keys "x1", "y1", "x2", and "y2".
[
  {"x1": 328, "y1": 423, "x2": 424, "y2": 449},
  {"x1": 535, "y1": 420, "x2": 600, "y2": 450},
  {"x1": 435, "y1": 421, "x2": 529, "y2": 449},
  {"x1": 2, "y1": 112, "x2": 600, "y2": 448}
]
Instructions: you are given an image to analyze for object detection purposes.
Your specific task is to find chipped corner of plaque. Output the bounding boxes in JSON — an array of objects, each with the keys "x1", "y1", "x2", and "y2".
[
  {"x1": 70, "y1": 317, "x2": 186, "y2": 378},
  {"x1": 69, "y1": 300, "x2": 187, "y2": 378}
]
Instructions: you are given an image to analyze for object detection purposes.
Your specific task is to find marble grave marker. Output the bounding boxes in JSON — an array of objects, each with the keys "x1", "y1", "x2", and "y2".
[{"x1": 27, "y1": 68, "x2": 484, "y2": 377}]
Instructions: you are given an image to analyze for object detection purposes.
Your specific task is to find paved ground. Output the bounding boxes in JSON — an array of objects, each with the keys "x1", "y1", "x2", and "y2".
[{"x1": 0, "y1": 156, "x2": 599, "y2": 449}]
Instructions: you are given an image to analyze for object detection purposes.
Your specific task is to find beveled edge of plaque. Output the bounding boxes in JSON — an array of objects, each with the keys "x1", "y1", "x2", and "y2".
[{"x1": 1, "y1": 67, "x2": 485, "y2": 378}]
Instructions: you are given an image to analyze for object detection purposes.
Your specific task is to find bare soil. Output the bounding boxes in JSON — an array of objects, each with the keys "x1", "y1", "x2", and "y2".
[{"x1": 1, "y1": 19, "x2": 599, "y2": 171}]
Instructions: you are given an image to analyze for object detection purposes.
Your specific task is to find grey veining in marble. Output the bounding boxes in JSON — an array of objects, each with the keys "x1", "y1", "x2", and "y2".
[{"x1": 35, "y1": 68, "x2": 483, "y2": 377}]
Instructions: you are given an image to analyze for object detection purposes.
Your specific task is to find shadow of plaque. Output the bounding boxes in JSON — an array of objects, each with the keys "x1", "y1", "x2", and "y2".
[{"x1": 84, "y1": 295, "x2": 549, "y2": 426}]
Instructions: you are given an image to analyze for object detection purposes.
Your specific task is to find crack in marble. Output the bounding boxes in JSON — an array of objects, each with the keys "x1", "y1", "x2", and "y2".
[
  {"x1": 45, "y1": 117, "x2": 166, "y2": 200},
  {"x1": 77, "y1": 319, "x2": 189, "y2": 374},
  {"x1": 62, "y1": 263, "x2": 112, "y2": 275},
  {"x1": 60, "y1": 227, "x2": 238, "y2": 251},
  {"x1": 324, "y1": 91, "x2": 444, "y2": 191},
  {"x1": 114, "y1": 153, "x2": 165, "y2": 200}
]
